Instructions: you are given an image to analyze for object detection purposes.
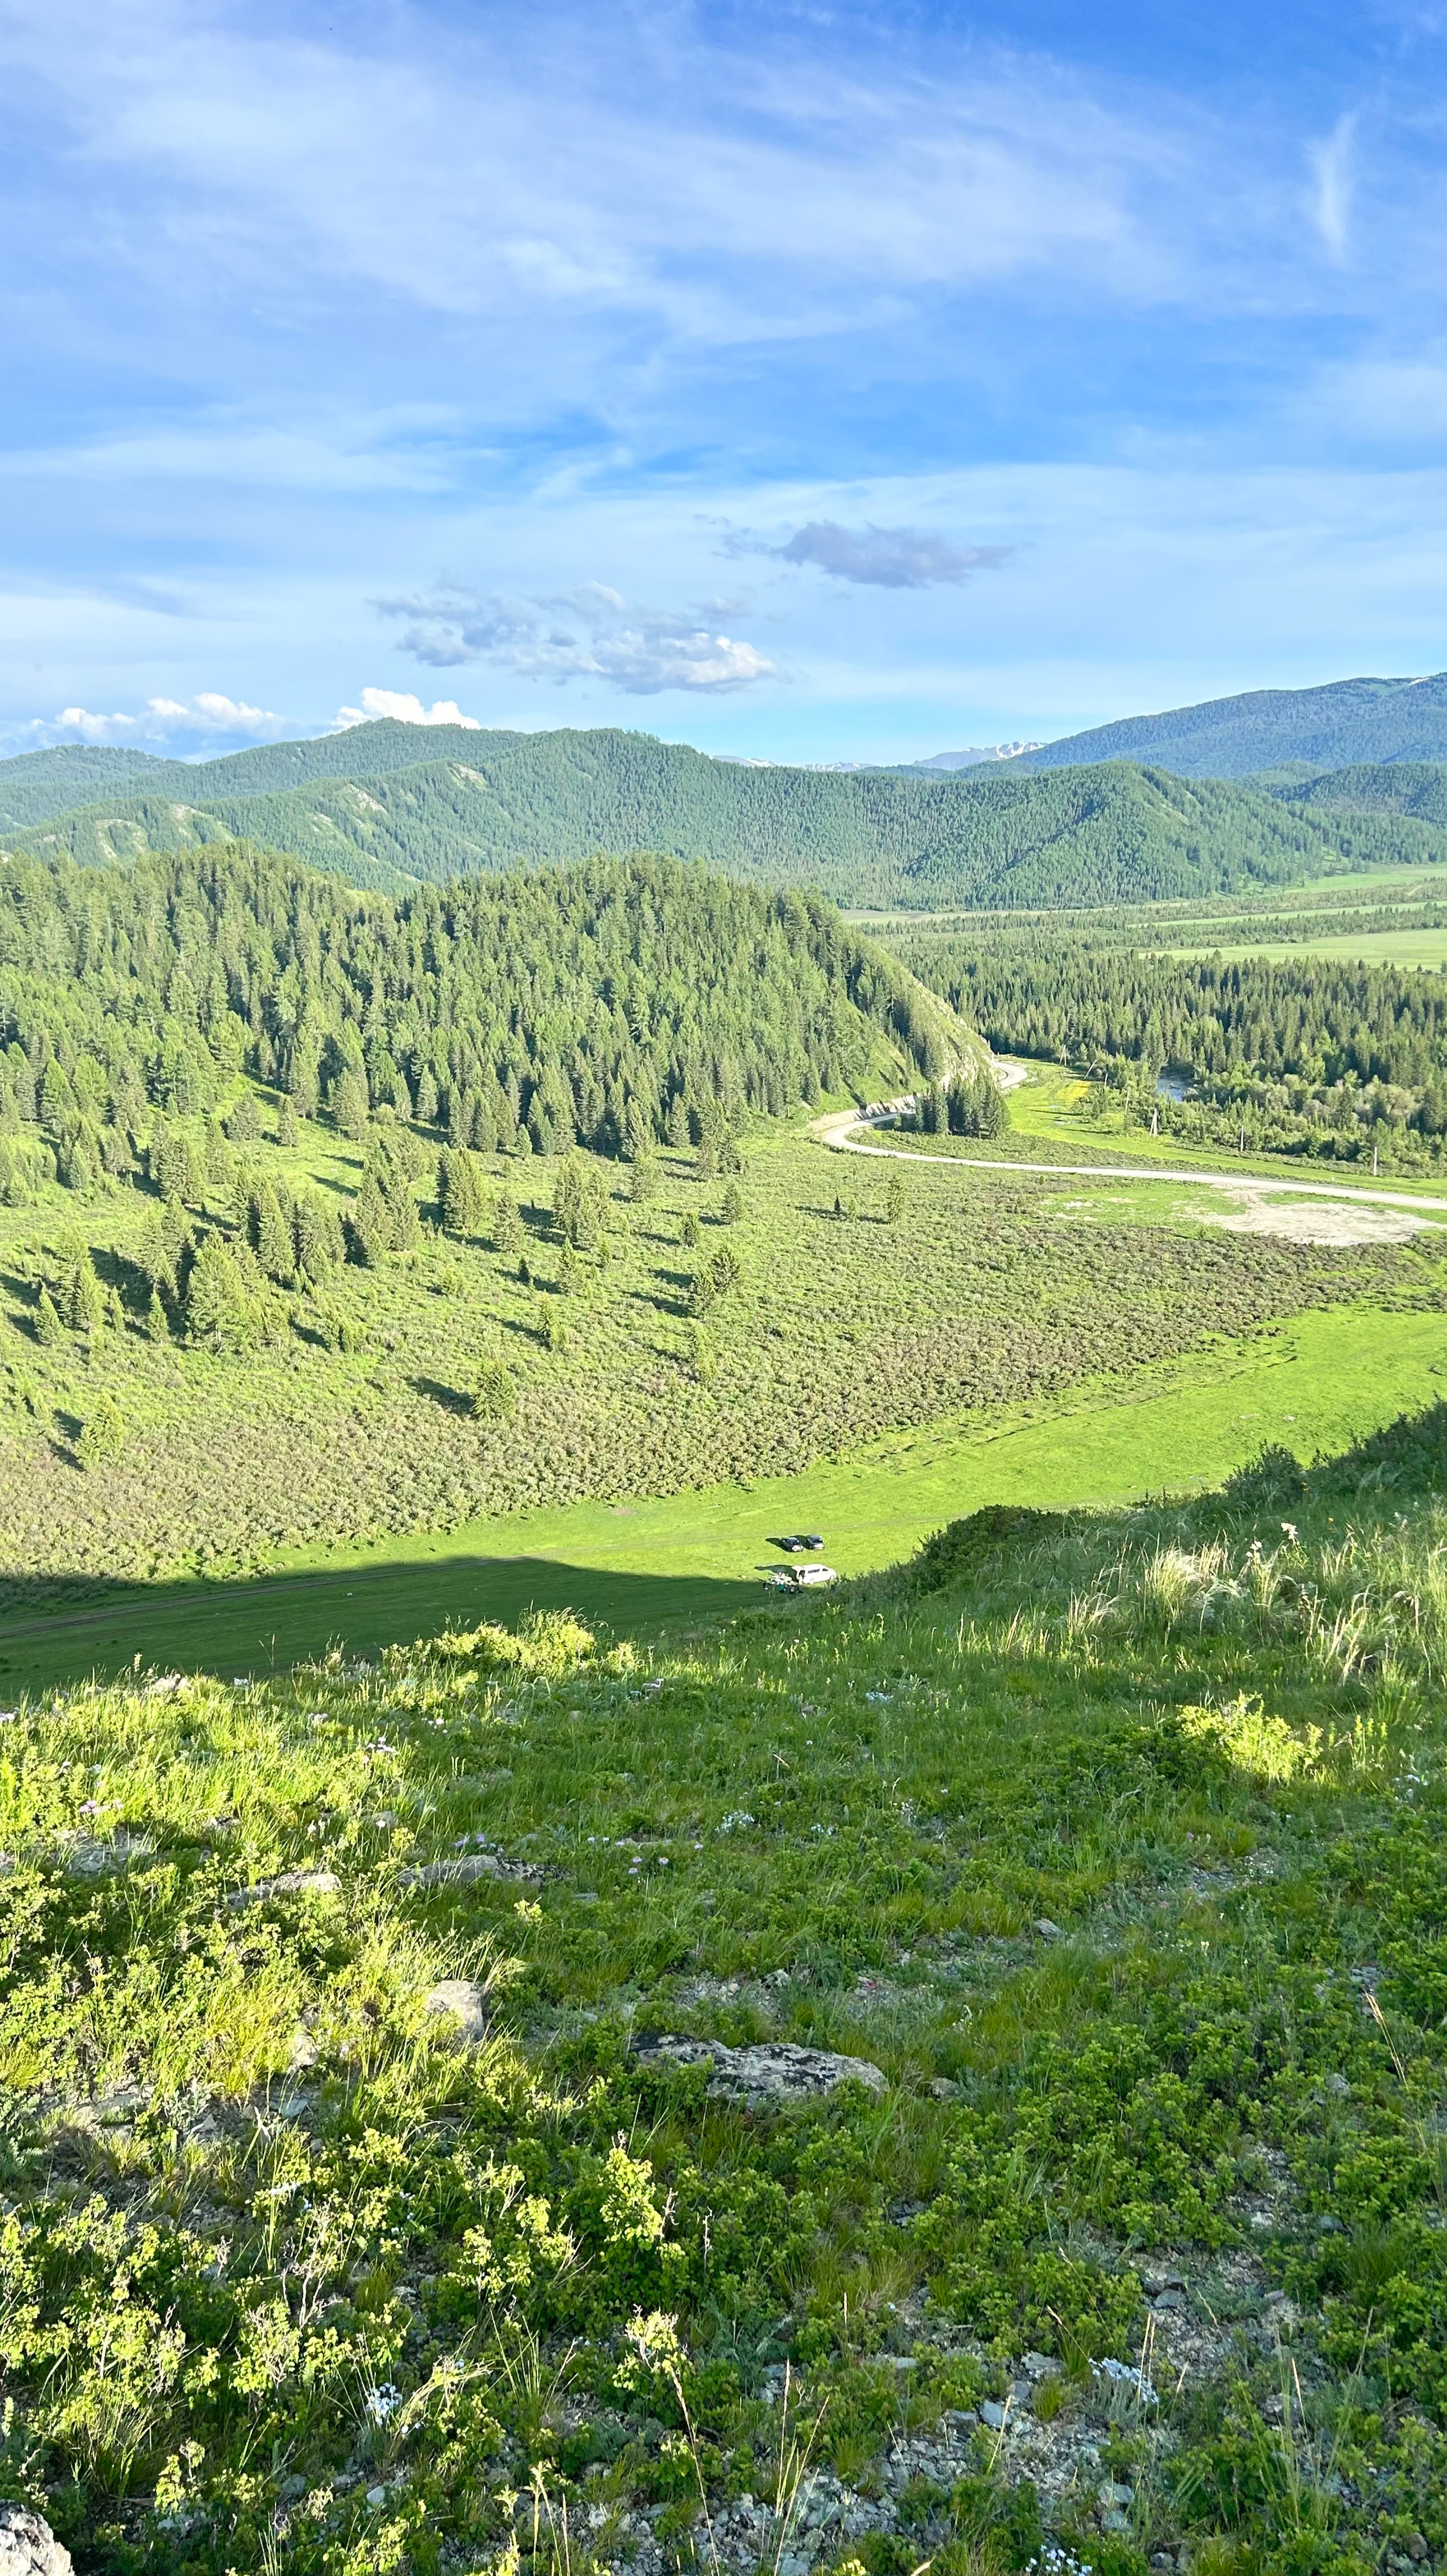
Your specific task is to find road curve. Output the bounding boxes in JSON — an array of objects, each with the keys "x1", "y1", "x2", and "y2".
[{"x1": 812, "y1": 1107, "x2": 1447, "y2": 1217}]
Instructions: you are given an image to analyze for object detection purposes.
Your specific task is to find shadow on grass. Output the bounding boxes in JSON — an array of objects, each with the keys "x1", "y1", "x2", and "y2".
[{"x1": 0, "y1": 1552, "x2": 766, "y2": 1693}]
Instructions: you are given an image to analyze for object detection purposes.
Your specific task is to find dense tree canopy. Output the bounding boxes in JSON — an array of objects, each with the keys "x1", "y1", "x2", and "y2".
[{"x1": 0, "y1": 840, "x2": 948, "y2": 1190}]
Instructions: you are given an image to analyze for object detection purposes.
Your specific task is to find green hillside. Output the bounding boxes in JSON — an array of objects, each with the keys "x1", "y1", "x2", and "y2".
[
  {"x1": 1009, "y1": 669, "x2": 1447, "y2": 779},
  {"x1": 7, "y1": 1405, "x2": 1447, "y2": 2570},
  {"x1": 7, "y1": 727, "x2": 1443, "y2": 908},
  {"x1": 1273, "y1": 759, "x2": 1447, "y2": 824},
  {"x1": 0, "y1": 742, "x2": 167, "y2": 827}
]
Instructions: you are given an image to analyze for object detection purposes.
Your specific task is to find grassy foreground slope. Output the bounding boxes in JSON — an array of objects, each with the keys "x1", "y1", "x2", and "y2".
[
  {"x1": 7, "y1": 731, "x2": 1443, "y2": 908},
  {"x1": 6, "y1": 1412, "x2": 1447, "y2": 2572}
]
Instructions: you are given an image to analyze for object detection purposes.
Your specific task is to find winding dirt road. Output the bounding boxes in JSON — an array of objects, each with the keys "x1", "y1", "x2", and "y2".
[{"x1": 813, "y1": 1104, "x2": 1447, "y2": 1243}]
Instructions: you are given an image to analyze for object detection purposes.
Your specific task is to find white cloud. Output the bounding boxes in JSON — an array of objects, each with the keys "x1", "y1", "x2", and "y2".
[
  {"x1": 25, "y1": 691, "x2": 282, "y2": 746},
  {"x1": 335, "y1": 687, "x2": 481, "y2": 728},
  {"x1": 376, "y1": 582, "x2": 776, "y2": 694}
]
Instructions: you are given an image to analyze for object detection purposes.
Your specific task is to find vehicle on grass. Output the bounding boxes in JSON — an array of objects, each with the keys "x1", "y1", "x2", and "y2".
[
  {"x1": 769, "y1": 1533, "x2": 825, "y2": 1552},
  {"x1": 766, "y1": 1562, "x2": 838, "y2": 1589}
]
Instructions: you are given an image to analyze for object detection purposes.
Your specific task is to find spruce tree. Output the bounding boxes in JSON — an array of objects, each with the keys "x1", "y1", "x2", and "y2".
[
  {"x1": 183, "y1": 1240, "x2": 254, "y2": 1350},
  {"x1": 275, "y1": 1096, "x2": 300, "y2": 1149},
  {"x1": 492, "y1": 1192, "x2": 522, "y2": 1256},
  {"x1": 35, "y1": 1287, "x2": 62, "y2": 1346},
  {"x1": 226, "y1": 1089, "x2": 262, "y2": 1144},
  {"x1": 348, "y1": 1174, "x2": 391, "y2": 1267},
  {"x1": 629, "y1": 1154, "x2": 658, "y2": 1206},
  {"x1": 77, "y1": 1392, "x2": 126, "y2": 1471},
  {"x1": 254, "y1": 1182, "x2": 294, "y2": 1281},
  {"x1": 472, "y1": 1357, "x2": 517, "y2": 1421},
  {"x1": 64, "y1": 1252, "x2": 104, "y2": 1335},
  {"x1": 332, "y1": 1070, "x2": 369, "y2": 1139},
  {"x1": 885, "y1": 1165, "x2": 905, "y2": 1226},
  {"x1": 720, "y1": 1181, "x2": 742, "y2": 1224},
  {"x1": 145, "y1": 1286, "x2": 170, "y2": 1341},
  {"x1": 681, "y1": 1211, "x2": 699, "y2": 1248}
]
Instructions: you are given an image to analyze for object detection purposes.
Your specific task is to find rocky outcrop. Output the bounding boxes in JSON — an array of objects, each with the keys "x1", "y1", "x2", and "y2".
[
  {"x1": 631, "y1": 2034, "x2": 886, "y2": 2103},
  {"x1": 0, "y1": 2504, "x2": 73, "y2": 2576}
]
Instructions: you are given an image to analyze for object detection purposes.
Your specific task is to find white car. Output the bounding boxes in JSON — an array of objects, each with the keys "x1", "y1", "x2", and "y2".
[{"x1": 767, "y1": 1563, "x2": 838, "y2": 1589}]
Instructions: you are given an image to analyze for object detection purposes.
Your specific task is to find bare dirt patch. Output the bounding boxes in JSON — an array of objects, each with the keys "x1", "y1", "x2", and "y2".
[{"x1": 1175, "y1": 1189, "x2": 1439, "y2": 1246}]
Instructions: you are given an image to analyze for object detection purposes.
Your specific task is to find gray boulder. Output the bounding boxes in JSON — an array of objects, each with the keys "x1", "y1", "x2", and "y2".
[
  {"x1": 423, "y1": 1978, "x2": 491, "y2": 2046},
  {"x1": 0, "y1": 2504, "x2": 73, "y2": 2576},
  {"x1": 632, "y1": 2033, "x2": 885, "y2": 2104}
]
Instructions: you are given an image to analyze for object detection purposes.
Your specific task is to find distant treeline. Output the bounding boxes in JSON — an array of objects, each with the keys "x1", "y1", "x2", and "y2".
[
  {"x1": 893, "y1": 924, "x2": 1447, "y2": 1162},
  {"x1": 0, "y1": 840, "x2": 950, "y2": 1195}
]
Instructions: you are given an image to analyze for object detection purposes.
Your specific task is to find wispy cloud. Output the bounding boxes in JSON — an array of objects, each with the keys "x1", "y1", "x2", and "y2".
[
  {"x1": 376, "y1": 582, "x2": 776, "y2": 694},
  {"x1": 24, "y1": 692, "x2": 281, "y2": 746},
  {"x1": 726, "y1": 519, "x2": 1012, "y2": 587},
  {"x1": 1308, "y1": 113, "x2": 1356, "y2": 263},
  {"x1": 336, "y1": 687, "x2": 480, "y2": 728}
]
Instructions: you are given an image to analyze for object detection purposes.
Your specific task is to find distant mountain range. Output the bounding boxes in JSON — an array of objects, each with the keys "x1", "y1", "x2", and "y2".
[
  {"x1": 4, "y1": 720, "x2": 1444, "y2": 912},
  {"x1": 997, "y1": 671, "x2": 1447, "y2": 780}
]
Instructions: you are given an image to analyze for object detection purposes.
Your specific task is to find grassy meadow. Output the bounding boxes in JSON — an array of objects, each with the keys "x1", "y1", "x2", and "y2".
[
  {"x1": 6, "y1": 1297, "x2": 1447, "y2": 1694},
  {"x1": 7, "y1": 1407, "x2": 1447, "y2": 2571}
]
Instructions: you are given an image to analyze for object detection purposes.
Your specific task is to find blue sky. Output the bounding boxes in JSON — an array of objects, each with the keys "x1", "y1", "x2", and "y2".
[{"x1": 3, "y1": 0, "x2": 1447, "y2": 763}]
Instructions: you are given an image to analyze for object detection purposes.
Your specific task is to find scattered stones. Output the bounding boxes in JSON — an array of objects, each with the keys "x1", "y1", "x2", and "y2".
[
  {"x1": 65, "y1": 1829, "x2": 154, "y2": 1878},
  {"x1": 398, "y1": 1850, "x2": 543, "y2": 1890},
  {"x1": 630, "y1": 2033, "x2": 886, "y2": 2104},
  {"x1": 423, "y1": 1978, "x2": 491, "y2": 2046},
  {"x1": 286, "y1": 2027, "x2": 320, "y2": 2073},
  {"x1": 226, "y1": 1869, "x2": 340, "y2": 1908},
  {"x1": 0, "y1": 2503, "x2": 73, "y2": 2576}
]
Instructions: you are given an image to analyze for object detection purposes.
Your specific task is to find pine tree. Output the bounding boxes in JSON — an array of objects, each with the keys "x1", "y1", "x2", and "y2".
[
  {"x1": 183, "y1": 1240, "x2": 255, "y2": 1350},
  {"x1": 253, "y1": 1182, "x2": 295, "y2": 1281},
  {"x1": 441, "y1": 1148, "x2": 485, "y2": 1238},
  {"x1": 686, "y1": 1318, "x2": 715, "y2": 1384},
  {"x1": 35, "y1": 1287, "x2": 63, "y2": 1345},
  {"x1": 332, "y1": 1069, "x2": 369, "y2": 1139},
  {"x1": 629, "y1": 1154, "x2": 658, "y2": 1206},
  {"x1": 557, "y1": 1239, "x2": 578, "y2": 1296},
  {"x1": 226, "y1": 1089, "x2": 262, "y2": 1144},
  {"x1": 64, "y1": 1253, "x2": 104, "y2": 1335},
  {"x1": 472, "y1": 1357, "x2": 517, "y2": 1421},
  {"x1": 348, "y1": 1174, "x2": 391, "y2": 1267},
  {"x1": 885, "y1": 1165, "x2": 904, "y2": 1226},
  {"x1": 720, "y1": 1182, "x2": 742, "y2": 1224},
  {"x1": 539, "y1": 1299, "x2": 567, "y2": 1353},
  {"x1": 681, "y1": 1211, "x2": 699, "y2": 1248},
  {"x1": 492, "y1": 1192, "x2": 522, "y2": 1256},
  {"x1": 145, "y1": 1286, "x2": 170, "y2": 1341},
  {"x1": 275, "y1": 1096, "x2": 300, "y2": 1149},
  {"x1": 77, "y1": 1392, "x2": 126, "y2": 1470}
]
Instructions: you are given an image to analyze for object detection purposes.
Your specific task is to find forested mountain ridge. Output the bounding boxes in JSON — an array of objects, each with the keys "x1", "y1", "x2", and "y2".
[
  {"x1": 1003, "y1": 670, "x2": 1447, "y2": 778},
  {"x1": 6, "y1": 726, "x2": 1441, "y2": 908},
  {"x1": 0, "y1": 839, "x2": 953, "y2": 1179},
  {"x1": 1270, "y1": 760, "x2": 1447, "y2": 824}
]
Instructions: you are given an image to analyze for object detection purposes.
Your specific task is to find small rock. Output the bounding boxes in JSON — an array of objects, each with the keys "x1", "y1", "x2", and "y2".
[
  {"x1": 1151, "y1": 2556, "x2": 1176, "y2": 2571},
  {"x1": 0, "y1": 2504, "x2": 74, "y2": 2576},
  {"x1": 423, "y1": 1978, "x2": 490, "y2": 2046},
  {"x1": 287, "y1": 2028, "x2": 319, "y2": 2073},
  {"x1": 1022, "y1": 2352, "x2": 1057, "y2": 2380},
  {"x1": 979, "y1": 2400, "x2": 1006, "y2": 2429},
  {"x1": 1101, "y1": 2510, "x2": 1131, "y2": 2535},
  {"x1": 1142, "y1": 2269, "x2": 1186, "y2": 2296},
  {"x1": 365, "y1": 2484, "x2": 387, "y2": 2508},
  {"x1": 1324, "y1": 2072, "x2": 1351, "y2": 2098},
  {"x1": 1098, "y1": 2481, "x2": 1134, "y2": 2509},
  {"x1": 630, "y1": 2033, "x2": 886, "y2": 2104},
  {"x1": 1151, "y1": 2287, "x2": 1187, "y2": 2313},
  {"x1": 1009, "y1": 2377, "x2": 1033, "y2": 2410},
  {"x1": 227, "y1": 1870, "x2": 340, "y2": 1908},
  {"x1": 1032, "y1": 1918, "x2": 1062, "y2": 1940},
  {"x1": 1408, "y1": 2537, "x2": 1428, "y2": 2563},
  {"x1": 928, "y1": 2077, "x2": 962, "y2": 2101}
]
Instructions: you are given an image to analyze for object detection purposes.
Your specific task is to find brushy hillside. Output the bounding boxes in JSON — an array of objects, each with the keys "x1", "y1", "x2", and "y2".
[
  {"x1": 5, "y1": 730, "x2": 1442, "y2": 909},
  {"x1": 5, "y1": 1409, "x2": 1447, "y2": 2571},
  {"x1": 1006, "y1": 672, "x2": 1447, "y2": 780},
  {"x1": 10, "y1": 1083, "x2": 1431, "y2": 1588}
]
